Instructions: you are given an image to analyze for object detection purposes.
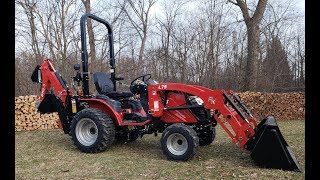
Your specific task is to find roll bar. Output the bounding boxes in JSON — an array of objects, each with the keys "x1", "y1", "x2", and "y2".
[{"x1": 80, "y1": 13, "x2": 118, "y2": 95}]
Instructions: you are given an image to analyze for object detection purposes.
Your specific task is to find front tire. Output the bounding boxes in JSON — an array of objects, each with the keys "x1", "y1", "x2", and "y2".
[
  {"x1": 70, "y1": 108, "x2": 115, "y2": 153},
  {"x1": 160, "y1": 124, "x2": 199, "y2": 161}
]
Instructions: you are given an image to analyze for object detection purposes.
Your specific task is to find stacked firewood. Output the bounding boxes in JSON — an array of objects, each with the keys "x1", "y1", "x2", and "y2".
[
  {"x1": 237, "y1": 91, "x2": 305, "y2": 121},
  {"x1": 15, "y1": 92, "x2": 304, "y2": 131},
  {"x1": 15, "y1": 95, "x2": 59, "y2": 131}
]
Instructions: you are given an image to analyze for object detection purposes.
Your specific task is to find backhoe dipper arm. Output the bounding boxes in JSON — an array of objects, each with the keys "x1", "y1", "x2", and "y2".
[
  {"x1": 35, "y1": 58, "x2": 74, "y2": 134},
  {"x1": 148, "y1": 83, "x2": 256, "y2": 149},
  {"x1": 39, "y1": 58, "x2": 72, "y2": 105}
]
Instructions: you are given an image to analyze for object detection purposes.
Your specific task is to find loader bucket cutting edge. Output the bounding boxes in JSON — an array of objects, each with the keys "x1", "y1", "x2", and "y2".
[{"x1": 244, "y1": 116, "x2": 302, "y2": 172}]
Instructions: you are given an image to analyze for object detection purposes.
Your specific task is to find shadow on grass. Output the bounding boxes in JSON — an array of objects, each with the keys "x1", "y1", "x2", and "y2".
[
  {"x1": 112, "y1": 136, "x2": 254, "y2": 167},
  {"x1": 201, "y1": 143, "x2": 257, "y2": 167},
  {"x1": 110, "y1": 136, "x2": 165, "y2": 160}
]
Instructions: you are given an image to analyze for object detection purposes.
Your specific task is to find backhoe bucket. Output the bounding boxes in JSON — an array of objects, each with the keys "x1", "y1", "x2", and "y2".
[
  {"x1": 37, "y1": 94, "x2": 58, "y2": 114},
  {"x1": 244, "y1": 116, "x2": 302, "y2": 172}
]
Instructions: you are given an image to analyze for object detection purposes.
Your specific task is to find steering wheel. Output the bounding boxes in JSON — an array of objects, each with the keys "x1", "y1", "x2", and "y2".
[{"x1": 130, "y1": 74, "x2": 152, "y2": 85}]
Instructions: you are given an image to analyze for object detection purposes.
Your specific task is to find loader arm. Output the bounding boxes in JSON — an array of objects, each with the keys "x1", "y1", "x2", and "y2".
[
  {"x1": 148, "y1": 83, "x2": 302, "y2": 171},
  {"x1": 147, "y1": 83, "x2": 256, "y2": 149}
]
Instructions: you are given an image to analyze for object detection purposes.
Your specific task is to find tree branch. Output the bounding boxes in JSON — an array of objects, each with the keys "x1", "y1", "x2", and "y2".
[
  {"x1": 228, "y1": 0, "x2": 238, "y2": 6},
  {"x1": 234, "y1": 0, "x2": 250, "y2": 22},
  {"x1": 252, "y1": 0, "x2": 268, "y2": 23}
]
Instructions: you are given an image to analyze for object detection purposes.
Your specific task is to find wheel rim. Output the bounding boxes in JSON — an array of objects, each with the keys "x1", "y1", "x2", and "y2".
[
  {"x1": 75, "y1": 118, "x2": 98, "y2": 146},
  {"x1": 166, "y1": 133, "x2": 188, "y2": 156}
]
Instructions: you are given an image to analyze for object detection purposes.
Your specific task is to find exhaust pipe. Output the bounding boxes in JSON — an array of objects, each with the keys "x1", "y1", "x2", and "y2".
[{"x1": 244, "y1": 116, "x2": 302, "y2": 172}]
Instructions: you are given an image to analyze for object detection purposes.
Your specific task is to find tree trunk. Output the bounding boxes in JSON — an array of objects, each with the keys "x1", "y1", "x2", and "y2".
[
  {"x1": 165, "y1": 31, "x2": 170, "y2": 79},
  {"x1": 244, "y1": 23, "x2": 260, "y2": 91},
  {"x1": 83, "y1": 0, "x2": 96, "y2": 68},
  {"x1": 18, "y1": 0, "x2": 42, "y2": 63},
  {"x1": 138, "y1": 31, "x2": 147, "y2": 72},
  {"x1": 61, "y1": 1, "x2": 67, "y2": 76},
  {"x1": 29, "y1": 15, "x2": 42, "y2": 63},
  {"x1": 232, "y1": 0, "x2": 268, "y2": 91}
]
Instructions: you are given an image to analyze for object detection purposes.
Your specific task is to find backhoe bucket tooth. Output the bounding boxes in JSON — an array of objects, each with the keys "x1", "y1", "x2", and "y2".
[{"x1": 244, "y1": 116, "x2": 302, "y2": 172}]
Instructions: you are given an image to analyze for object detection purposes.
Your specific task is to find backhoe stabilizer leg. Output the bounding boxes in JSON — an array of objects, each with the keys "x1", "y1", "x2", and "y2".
[{"x1": 244, "y1": 116, "x2": 302, "y2": 172}]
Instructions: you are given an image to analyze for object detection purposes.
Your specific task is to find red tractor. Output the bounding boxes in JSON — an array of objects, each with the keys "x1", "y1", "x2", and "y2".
[{"x1": 31, "y1": 13, "x2": 301, "y2": 172}]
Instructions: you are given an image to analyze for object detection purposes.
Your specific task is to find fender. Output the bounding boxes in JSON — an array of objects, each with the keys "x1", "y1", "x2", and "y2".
[{"x1": 80, "y1": 98, "x2": 123, "y2": 125}]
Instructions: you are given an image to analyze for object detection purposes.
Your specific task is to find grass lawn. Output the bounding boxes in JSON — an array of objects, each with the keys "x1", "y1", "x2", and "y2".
[{"x1": 15, "y1": 120, "x2": 305, "y2": 180}]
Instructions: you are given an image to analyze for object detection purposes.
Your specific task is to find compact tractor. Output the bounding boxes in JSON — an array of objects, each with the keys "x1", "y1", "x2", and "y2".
[{"x1": 31, "y1": 13, "x2": 302, "y2": 172}]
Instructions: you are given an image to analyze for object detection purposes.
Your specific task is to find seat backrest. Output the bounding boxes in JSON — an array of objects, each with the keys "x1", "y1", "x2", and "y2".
[{"x1": 93, "y1": 72, "x2": 114, "y2": 94}]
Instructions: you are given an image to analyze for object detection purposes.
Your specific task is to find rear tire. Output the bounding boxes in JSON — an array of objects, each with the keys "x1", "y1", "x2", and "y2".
[
  {"x1": 70, "y1": 108, "x2": 115, "y2": 153},
  {"x1": 160, "y1": 124, "x2": 199, "y2": 161}
]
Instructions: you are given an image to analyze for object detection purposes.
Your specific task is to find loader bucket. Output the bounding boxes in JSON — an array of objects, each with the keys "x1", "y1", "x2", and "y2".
[{"x1": 244, "y1": 116, "x2": 302, "y2": 172}]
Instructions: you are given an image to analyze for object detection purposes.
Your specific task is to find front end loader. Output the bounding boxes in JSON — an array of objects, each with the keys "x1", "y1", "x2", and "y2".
[{"x1": 31, "y1": 13, "x2": 302, "y2": 172}]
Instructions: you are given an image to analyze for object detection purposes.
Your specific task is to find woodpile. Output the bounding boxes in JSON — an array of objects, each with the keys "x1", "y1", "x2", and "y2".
[
  {"x1": 237, "y1": 91, "x2": 305, "y2": 121},
  {"x1": 15, "y1": 95, "x2": 59, "y2": 132},
  {"x1": 15, "y1": 92, "x2": 305, "y2": 131}
]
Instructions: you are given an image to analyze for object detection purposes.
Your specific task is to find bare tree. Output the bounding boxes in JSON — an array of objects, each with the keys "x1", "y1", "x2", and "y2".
[
  {"x1": 15, "y1": 0, "x2": 82, "y2": 94},
  {"x1": 121, "y1": 0, "x2": 157, "y2": 74},
  {"x1": 157, "y1": 0, "x2": 187, "y2": 79},
  {"x1": 293, "y1": 35, "x2": 305, "y2": 90},
  {"x1": 81, "y1": 0, "x2": 96, "y2": 68},
  {"x1": 228, "y1": 0, "x2": 268, "y2": 91},
  {"x1": 15, "y1": 0, "x2": 305, "y2": 96},
  {"x1": 16, "y1": 0, "x2": 42, "y2": 63},
  {"x1": 201, "y1": 0, "x2": 225, "y2": 88},
  {"x1": 263, "y1": 36, "x2": 293, "y2": 92},
  {"x1": 38, "y1": 0, "x2": 80, "y2": 76},
  {"x1": 258, "y1": 0, "x2": 304, "y2": 92}
]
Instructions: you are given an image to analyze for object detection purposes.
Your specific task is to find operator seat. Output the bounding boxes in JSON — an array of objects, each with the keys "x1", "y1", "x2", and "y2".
[{"x1": 93, "y1": 72, "x2": 133, "y2": 99}]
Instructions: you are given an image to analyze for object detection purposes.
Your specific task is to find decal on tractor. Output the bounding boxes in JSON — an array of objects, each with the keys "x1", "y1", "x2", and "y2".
[
  {"x1": 158, "y1": 84, "x2": 167, "y2": 90},
  {"x1": 208, "y1": 97, "x2": 215, "y2": 104}
]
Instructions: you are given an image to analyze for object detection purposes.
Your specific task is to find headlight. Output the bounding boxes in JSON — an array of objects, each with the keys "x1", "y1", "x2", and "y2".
[{"x1": 195, "y1": 97, "x2": 204, "y2": 105}]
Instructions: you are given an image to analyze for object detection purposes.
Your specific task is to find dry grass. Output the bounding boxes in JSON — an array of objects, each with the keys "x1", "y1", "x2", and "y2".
[{"x1": 15, "y1": 120, "x2": 305, "y2": 180}]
